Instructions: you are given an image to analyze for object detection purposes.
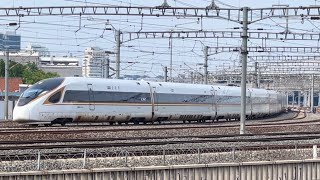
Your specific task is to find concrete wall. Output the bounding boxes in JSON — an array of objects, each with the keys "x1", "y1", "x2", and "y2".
[{"x1": 1, "y1": 159, "x2": 320, "y2": 180}]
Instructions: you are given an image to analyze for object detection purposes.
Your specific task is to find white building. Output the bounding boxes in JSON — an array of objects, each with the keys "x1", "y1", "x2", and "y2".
[
  {"x1": 39, "y1": 56, "x2": 80, "y2": 66},
  {"x1": 82, "y1": 47, "x2": 109, "y2": 78},
  {"x1": 25, "y1": 44, "x2": 50, "y2": 57},
  {"x1": 0, "y1": 43, "x2": 83, "y2": 77}
]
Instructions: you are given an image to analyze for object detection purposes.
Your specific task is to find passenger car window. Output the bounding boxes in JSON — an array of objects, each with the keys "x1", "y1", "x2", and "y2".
[
  {"x1": 48, "y1": 91, "x2": 62, "y2": 103},
  {"x1": 17, "y1": 78, "x2": 64, "y2": 106}
]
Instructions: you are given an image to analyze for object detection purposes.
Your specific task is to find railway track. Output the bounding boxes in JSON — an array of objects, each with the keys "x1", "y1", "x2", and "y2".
[
  {"x1": 0, "y1": 116, "x2": 313, "y2": 135},
  {"x1": 1, "y1": 131, "x2": 320, "y2": 150}
]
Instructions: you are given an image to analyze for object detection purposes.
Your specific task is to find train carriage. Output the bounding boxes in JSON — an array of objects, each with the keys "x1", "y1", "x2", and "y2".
[{"x1": 13, "y1": 77, "x2": 286, "y2": 125}]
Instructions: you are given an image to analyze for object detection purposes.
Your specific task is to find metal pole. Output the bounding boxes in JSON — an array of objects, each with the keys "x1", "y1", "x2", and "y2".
[
  {"x1": 309, "y1": 89, "x2": 311, "y2": 107},
  {"x1": 258, "y1": 65, "x2": 261, "y2": 88},
  {"x1": 4, "y1": 50, "x2": 9, "y2": 120},
  {"x1": 286, "y1": 91, "x2": 289, "y2": 108},
  {"x1": 37, "y1": 151, "x2": 41, "y2": 170},
  {"x1": 106, "y1": 58, "x2": 110, "y2": 78},
  {"x1": 298, "y1": 91, "x2": 301, "y2": 107},
  {"x1": 313, "y1": 145, "x2": 318, "y2": 159},
  {"x1": 318, "y1": 92, "x2": 320, "y2": 107},
  {"x1": 204, "y1": 46, "x2": 208, "y2": 84},
  {"x1": 116, "y1": 30, "x2": 121, "y2": 79},
  {"x1": 197, "y1": 148, "x2": 201, "y2": 163},
  {"x1": 169, "y1": 38, "x2": 173, "y2": 82},
  {"x1": 164, "y1": 66, "x2": 168, "y2": 82},
  {"x1": 240, "y1": 7, "x2": 249, "y2": 135},
  {"x1": 83, "y1": 149, "x2": 87, "y2": 168},
  {"x1": 311, "y1": 74, "x2": 315, "y2": 111},
  {"x1": 304, "y1": 91, "x2": 307, "y2": 107},
  {"x1": 163, "y1": 149, "x2": 166, "y2": 165},
  {"x1": 190, "y1": 72, "x2": 194, "y2": 84},
  {"x1": 102, "y1": 58, "x2": 105, "y2": 78},
  {"x1": 292, "y1": 91, "x2": 295, "y2": 107},
  {"x1": 254, "y1": 62, "x2": 258, "y2": 88}
]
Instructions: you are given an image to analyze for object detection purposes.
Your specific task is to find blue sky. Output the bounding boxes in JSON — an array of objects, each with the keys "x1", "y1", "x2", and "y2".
[{"x1": 0, "y1": 0, "x2": 318, "y2": 78}]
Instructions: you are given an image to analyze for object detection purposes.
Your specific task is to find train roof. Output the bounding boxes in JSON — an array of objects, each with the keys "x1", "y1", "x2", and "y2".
[{"x1": 61, "y1": 77, "x2": 279, "y2": 93}]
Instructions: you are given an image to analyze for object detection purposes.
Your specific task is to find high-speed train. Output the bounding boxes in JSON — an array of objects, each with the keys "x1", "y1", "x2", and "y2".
[{"x1": 13, "y1": 77, "x2": 286, "y2": 125}]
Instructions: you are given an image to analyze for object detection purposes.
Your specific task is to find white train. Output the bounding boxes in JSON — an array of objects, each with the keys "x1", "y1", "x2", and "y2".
[{"x1": 13, "y1": 77, "x2": 286, "y2": 125}]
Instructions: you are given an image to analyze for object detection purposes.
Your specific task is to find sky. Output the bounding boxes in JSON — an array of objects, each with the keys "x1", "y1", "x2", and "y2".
[{"x1": 0, "y1": 0, "x2": 319, "y2": 79}]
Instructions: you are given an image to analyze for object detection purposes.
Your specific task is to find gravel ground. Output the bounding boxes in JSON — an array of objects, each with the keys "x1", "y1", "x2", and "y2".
[
  {"x1": 0, "y1": 112, "x2": 314, "y2": 142},
  {"x1": 2, "y1": 122, "x2": 320, "y2": 142},
  {"x1": 1, "y1": 111, "x2": 320, "y2": 172}
]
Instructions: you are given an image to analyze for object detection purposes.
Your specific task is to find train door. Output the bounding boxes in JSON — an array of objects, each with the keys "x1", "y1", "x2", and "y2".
[
  {"x1": 152, "y1": 86, "x2": 158, "y2": 111},
  {"x1": 87, "y1": 83, "x2": 95, "y2": 111},
  {"x1": 211, "y1": 87, "x2": 217, "y2": 117}
]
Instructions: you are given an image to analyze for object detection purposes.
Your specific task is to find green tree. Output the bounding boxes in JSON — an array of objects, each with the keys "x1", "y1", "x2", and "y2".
[
  {"x1": 9, "y1": 61, "x2": 24, "y2": 77},
  {"x1": 0, "y1": 60, "x2": 59, "y2": 84}
]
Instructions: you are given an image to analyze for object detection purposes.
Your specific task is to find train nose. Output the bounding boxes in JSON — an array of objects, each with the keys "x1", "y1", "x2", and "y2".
[{"x1": 13, "y1": 105, "x2": 30, "y2": 122}]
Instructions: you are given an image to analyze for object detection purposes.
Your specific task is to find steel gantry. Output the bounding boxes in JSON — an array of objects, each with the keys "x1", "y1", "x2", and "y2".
[
  {"x1": 209, "y1": 46, "x2": 320, "y2": 53},
  {"x1": 0, "y1": 6, "x2": 240, "y2": 20},
  {"x1": 2, "y1": 5, "x2": 320, "y2": 22},
  {"x1": 248, "y1": 55, "x2": 320, "y2": 61},
  {"x1": 123, "y1": 31, "x2": 320, "y2": 41}
]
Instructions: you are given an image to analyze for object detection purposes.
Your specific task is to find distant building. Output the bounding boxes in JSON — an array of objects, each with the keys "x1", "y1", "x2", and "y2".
[
  {"x1": 0, "y1": 77, "x2": 23, "y2": 92},
  {"x1": 25, "y1": 44, "x2": 50, "y2": 57},
  {"x1": 40, "y1": 65, "x2": 82, "y2": 77},
  {"x1": 0, "y1": 44, "x2": 44, "y2": 64},
  {"x1": 0, "y1": 43, "x2": 82, "y2": 77},
  {"x1": 0, "y1": 51, "x2": 40, "y2": 64},
  {"x1": 38, "y1": 55, "x2": 82, "y2": 77},
  {"x1": 82, "y1": 47, "x2": 109, "y2": 78},
  {"x1": 39, "y1": 56, "x2": 80, "y2": 66}
]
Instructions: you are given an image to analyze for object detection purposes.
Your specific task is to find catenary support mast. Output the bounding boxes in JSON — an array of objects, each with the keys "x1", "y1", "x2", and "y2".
[{"x1": 240, "y1": 7, "x2": 249, "y2": 135}]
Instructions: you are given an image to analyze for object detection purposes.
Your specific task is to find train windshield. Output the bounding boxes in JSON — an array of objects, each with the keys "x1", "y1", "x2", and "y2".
[{"x1": 17, "y1": 78, "x2": 64, "y2": 106}]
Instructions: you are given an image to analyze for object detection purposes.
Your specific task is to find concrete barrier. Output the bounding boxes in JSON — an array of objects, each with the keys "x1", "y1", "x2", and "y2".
[{"x1": 1, "y1": 159, "x2": 320, "y2": 180}]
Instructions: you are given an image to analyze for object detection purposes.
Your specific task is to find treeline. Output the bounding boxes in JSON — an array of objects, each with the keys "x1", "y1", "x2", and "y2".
[{"x1": 0, "y1": 60, "x2": 59, "y2": 84}]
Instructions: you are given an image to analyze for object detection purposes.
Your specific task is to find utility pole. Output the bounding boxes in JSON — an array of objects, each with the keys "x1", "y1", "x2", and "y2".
[
  {"x1": 311, "y1": 74, "x2": 315, "y2": 111},
  {"x1": 4, "y1": 50, "x2": 8, "y2": 120},
  {"x1": 257, "y1": 65, "x2": 261, "y2": 88},
  {"x1": 164, "y1": 66, "x2": 168, "y2": 82},
  {"x1": 190, "y1": 72, "x2": 194, "y2": 84},
  {"x1": 115, "y1": 30, "x2": 121, "y2": 79},
  {"x1": 254, "y1": 62, "x2": 258, "y2": 88},
  {"x1": 303, "y1": 91, "x2": 307, "y2": 107},
  {"x1": 106, "y1": 58, "x2": 110, "y2": 78},
  {"x1": 292, "y1": 91, "x2": 295, "y2": 107},
  {"x1": 240, "y1": 7, "x2": 249, "y2": 135},
  {"x1": 204, "y1": 46, "x2": 208, "y2": 84},
  {"x1": 286, "y1": 91, "x2": 289, "y2": 108},
  {"x1": 169, "y1": 38, "x2": 173, "y2": 82},
  {"x1": 298, "y1": 91, "x2": 301, "y2": 107}
]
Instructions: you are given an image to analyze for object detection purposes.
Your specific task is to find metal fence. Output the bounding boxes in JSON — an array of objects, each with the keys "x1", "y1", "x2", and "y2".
[{"x1": 0, "y1": 144, "x2": 317, "y2": 172}]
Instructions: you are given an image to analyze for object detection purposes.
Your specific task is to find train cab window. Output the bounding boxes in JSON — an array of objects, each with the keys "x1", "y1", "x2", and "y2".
[
  {"x1": 48, "y1": 91, "x2": 62, "y2": 103},
  {"x1": 17, "y1": 78, "x2": 64, "y2": 106}
]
